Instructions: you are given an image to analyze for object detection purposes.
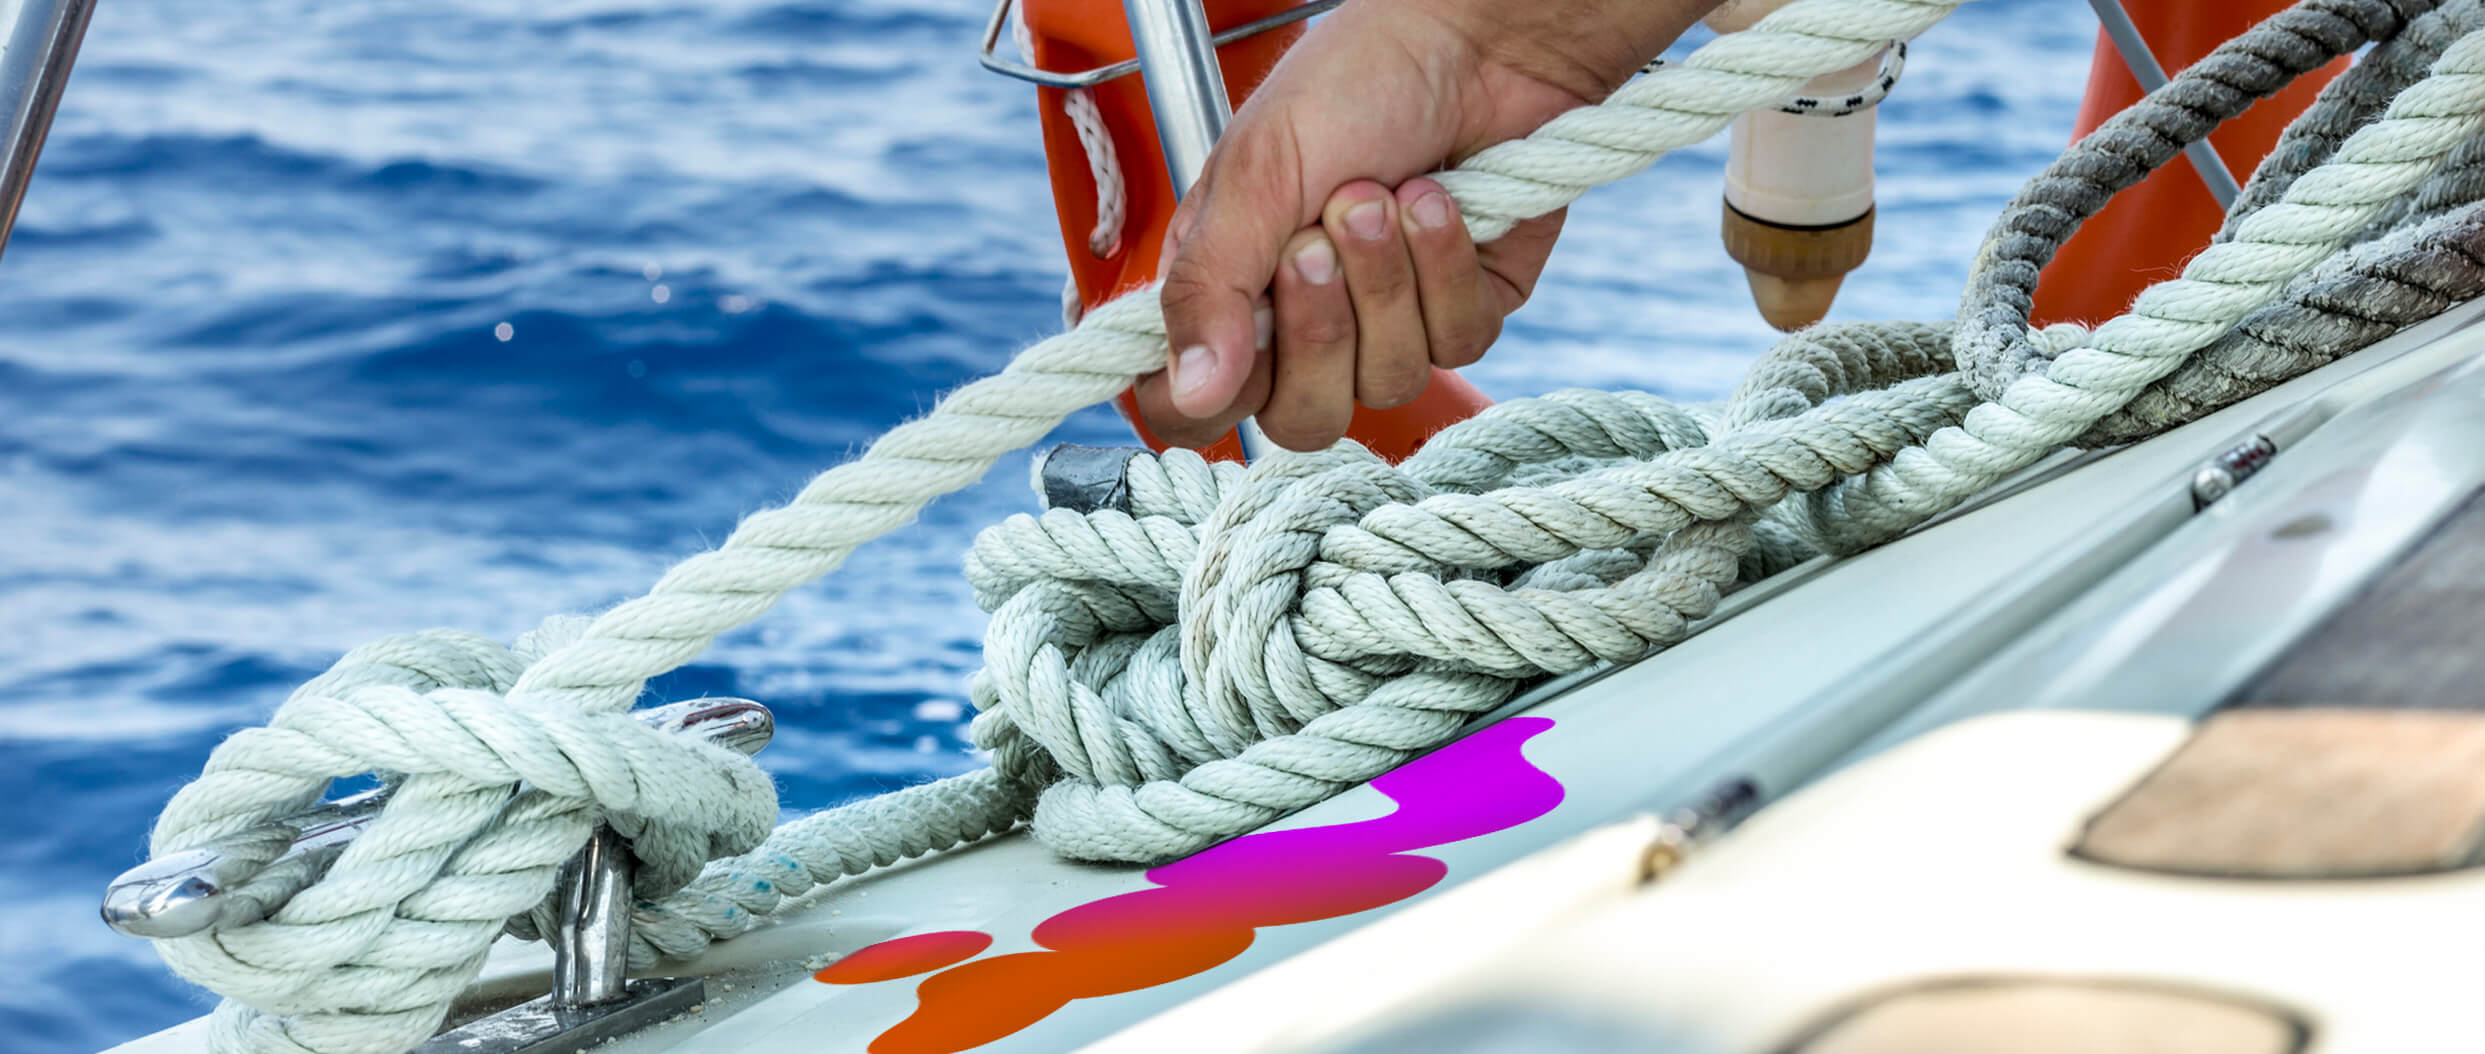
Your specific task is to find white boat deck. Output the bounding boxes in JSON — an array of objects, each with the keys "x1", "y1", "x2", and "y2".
[{"x1": 112, "y1": 301, "x2": 2485, "y2": 1053}]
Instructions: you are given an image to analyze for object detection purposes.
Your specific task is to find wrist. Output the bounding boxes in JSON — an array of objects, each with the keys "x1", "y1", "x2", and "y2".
[{"x1": 1423, "y1": 0, "x2": 1726, "y2": 101}]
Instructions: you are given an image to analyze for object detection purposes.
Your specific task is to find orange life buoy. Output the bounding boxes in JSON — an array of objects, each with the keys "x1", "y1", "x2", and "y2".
[
  {"x1": 1020, "y1": 0, "x2": 1494, "y2": 463},
  {"x1": 2032, "y1": 3, "x2": 2349, "y2": 325}
]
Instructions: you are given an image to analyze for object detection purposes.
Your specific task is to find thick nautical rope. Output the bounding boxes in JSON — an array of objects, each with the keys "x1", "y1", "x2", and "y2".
[
  {"x1": 1958, "y1": 0, "x2": 2459, "y2": 398},
  {"x1": 1871, "y1": 0, "x2": 2474, "y2": 516},
  {"x1": 627, "y1": 0, "x2": 2485, "y2": 930},
  {"x1": 2092, "y1": 0, "x2": 2485, "y2": 442},
  {"x1": 156, "y1": 620, "x2": 780, "y2": 1054},
  {"x1": 966, "y1": 330, "x2": 1967, "y2": 863},
  {"x1": 134, "y1": 0, "x2": 2485, "y2": 1050}
]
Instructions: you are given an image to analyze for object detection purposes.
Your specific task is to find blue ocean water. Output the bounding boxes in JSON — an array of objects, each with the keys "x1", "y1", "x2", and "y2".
[{"x1": 0, "y1": 1, "x2": 2096, "y2": 1049}]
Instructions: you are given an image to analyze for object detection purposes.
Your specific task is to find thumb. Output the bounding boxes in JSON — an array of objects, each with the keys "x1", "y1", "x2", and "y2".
[{"x1": 1158, "y1": 126, "x2": 1302, "y2": 419}]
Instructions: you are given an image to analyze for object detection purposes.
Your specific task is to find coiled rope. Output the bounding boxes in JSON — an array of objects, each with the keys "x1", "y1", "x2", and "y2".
[{"x1": 133, "y1": 0, "x2": 2485, "y2": 1050}]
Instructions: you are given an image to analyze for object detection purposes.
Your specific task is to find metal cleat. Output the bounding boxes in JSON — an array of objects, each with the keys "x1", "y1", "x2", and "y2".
[
  {"x1": 104, "y1": 696, "x2": 777, "y2": 1051},
  {"x1": 100, "y1": 787, "x2": 380, "y2": 939},
  {"x1": 421, "y1": 697, "x2": 776, "y2": 1050},
  {"x1": 102, "y1": 698, "x2": 776, "y2": 938},
  {"x1": 101, "y1": 705, "x2": 770, "y2": 924},
  {"x1": 420, "y1": 976, "x2": 709, "y2": 1054},
  {"x1": 417, "y1": 815, "x2": 713, "y2": 1053}
]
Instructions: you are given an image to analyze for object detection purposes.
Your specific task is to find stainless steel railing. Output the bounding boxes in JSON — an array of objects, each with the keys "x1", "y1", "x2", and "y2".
[
  {"x1": 0, "y1": 0, "x2": 97, "y2": 263},
  {"x1": 984, "y1": 0, "x2": 1332, "y2": 460}
]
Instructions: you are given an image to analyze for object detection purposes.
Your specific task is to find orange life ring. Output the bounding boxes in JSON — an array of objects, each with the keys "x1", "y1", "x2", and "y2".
[
  {"x1": 2032, "y1": 2, "x2": 2349, "y2": 325},
  {"x1": 1020, "y1": 0, "x2": 1494, "y2": 463}
]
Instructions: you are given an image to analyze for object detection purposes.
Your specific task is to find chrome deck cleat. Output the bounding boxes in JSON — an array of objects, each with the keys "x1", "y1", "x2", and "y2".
[
  {"x1": 101, "y1": 697, "x2": 776, "y2": 940},
  {"x1": 104, "y1": 698, "x2": 777, "y2": 1051},
  {"x1": 420, "y1": 977, "x2": 709, "y2": 1054},
  {"x1": 422, "y1": 817, "x2": 714, "y2": 1054},
  {"x1": 99, "y1": 785, "x2": 383, "y2": 940}
]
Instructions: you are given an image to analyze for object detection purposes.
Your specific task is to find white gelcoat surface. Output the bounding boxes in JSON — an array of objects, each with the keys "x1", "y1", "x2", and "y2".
[
  {"x1": 1234, "y1": 710, "x2": 2484, "y2": 1054},
  {"x1": 104, "y1": 306, "x2": 2485, "y2": 1054}
]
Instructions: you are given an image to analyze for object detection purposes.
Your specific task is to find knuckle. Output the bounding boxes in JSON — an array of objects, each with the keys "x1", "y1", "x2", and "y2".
[
  {"x1": 1486, "y1": 270, "x2": 1535, "y2": 312},
  {"x1": 1290, "y1": 310, "x2": 1356, "y2": 349},
  {"x1": 1227, "y1": 124, "x2": 1298, "y2": 194},
  {"x1": 1363, "y1": 387, "x2": 1418, "y2": 411},
  {"x1": 1157, "y1": 270, "x2": 1219, "y2": 324},
  {"x1": 1158, "y1": 266, "x2": 1214, "y2": 306},
  {"x1": 1164, "y1": 203, "x2": 1198, "y2": 251},
  {"x1": 1433, "y1": 313, "x2": 1497, "y2": 368},
  {"x1": 1348, "y1": 260, "x2": 1413, "y2": 305},
  {"x1": 1178, "y1": 416, "x2": 1251, "y2": 451},
  {"x1": 1152, "y1": 418, "x2": 1222, "y2": 449},
  {"x1": 1140, "y1": 402, "x2": 1213, "y2": 447},
  {"x1": 1464, "y1": 315, "x2": 1505, "y2": 364},
  {"x1": 1360, "y1": 361, "x2": 1431, "y2": 410}
]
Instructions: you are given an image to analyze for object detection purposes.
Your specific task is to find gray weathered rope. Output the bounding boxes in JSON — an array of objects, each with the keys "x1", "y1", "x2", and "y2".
[
  {"x1": 1955, "y1": 0, "x2": 2443, "y2": 399},
  {"x1": 2227, "y1": 0, "x2": 2485, "y2": 226},
  {"x1": 2090, "y1": 198, "x2": 2485, "y2": 442},
  {"x1": 2089, "y1": 0, "x2": 2485, "y2": 441}
]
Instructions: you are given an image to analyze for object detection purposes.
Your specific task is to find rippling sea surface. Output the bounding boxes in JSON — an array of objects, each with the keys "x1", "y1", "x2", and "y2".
[{"x1": 0, "y1": 1, "x2": 2096, "y2": 1048}]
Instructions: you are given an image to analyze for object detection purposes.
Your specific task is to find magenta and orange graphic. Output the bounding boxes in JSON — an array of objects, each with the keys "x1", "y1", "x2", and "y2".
[{"x1": 814, "y1": 716, "x2": 1566, "y2": 1053}]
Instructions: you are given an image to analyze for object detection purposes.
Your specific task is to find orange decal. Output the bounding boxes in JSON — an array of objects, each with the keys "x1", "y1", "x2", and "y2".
[
  {"x1": 818, "y1": 717, "x2": 1564, "y2": 1053},
  {"x1": 814, "y1": 931, "x2": 994, "y2": 986}
]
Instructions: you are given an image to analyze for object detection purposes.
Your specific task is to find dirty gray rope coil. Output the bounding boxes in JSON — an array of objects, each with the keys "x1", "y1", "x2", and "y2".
[
  {"x1": 132, "y1": 0, "x2": 2485, "y2": 1050},
  {"x1": 2094, "y1": 0, "x2": 2485, "y2": 442}
]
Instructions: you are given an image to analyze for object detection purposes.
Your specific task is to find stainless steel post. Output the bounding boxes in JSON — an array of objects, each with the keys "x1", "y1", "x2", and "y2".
[
  {"x1": 552, "y1": 827, "x2": 634, "y2": 1008},
  {"x1": 2085, "y1": 0, "x2": 2240, "y2": 210},
  {"x1": 1119, "y1": 0, "x2": 1276, "y2": 460},
  {"x1": 1120, "y1": 0, "x2": 1231, "y2": 198},
  {"x1": 0, "y1": 0, "x2": 98, "y2": 262}
]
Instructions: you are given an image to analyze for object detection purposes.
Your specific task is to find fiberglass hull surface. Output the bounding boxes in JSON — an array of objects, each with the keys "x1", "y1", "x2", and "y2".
[{"x1": 109, "y1": 300, "x2": 2485, "y2": 1054}]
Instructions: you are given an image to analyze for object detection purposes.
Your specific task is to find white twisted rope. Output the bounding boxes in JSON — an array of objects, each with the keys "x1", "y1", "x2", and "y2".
[
  {"x1": 132, "y1": 0, "x2": 2485, "y2": 1049},
  {"x1": 1889, "y1": 12, "x2": 2485, "y2": 512},
  {"x1": 151, "y1": 621, "x2": 778, "y2": 1054}
]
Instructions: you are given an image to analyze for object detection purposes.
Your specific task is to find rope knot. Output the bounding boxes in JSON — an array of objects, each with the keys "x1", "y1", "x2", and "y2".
[
  {"x1": 1182, "y1": 445, "x2": 1437, "y2": 745},
  {"x1": 142, "y1": 621, "x2": 776, "y2": 1054}
]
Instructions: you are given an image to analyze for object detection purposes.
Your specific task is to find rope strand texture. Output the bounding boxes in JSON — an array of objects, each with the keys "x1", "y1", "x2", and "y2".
[{"x1": 133, "y1": 0, "x2": 2485, "y2": 1050}]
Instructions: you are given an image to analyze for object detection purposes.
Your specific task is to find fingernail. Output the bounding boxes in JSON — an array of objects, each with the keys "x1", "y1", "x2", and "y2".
[
  {"x1": 1411, "y1": 192, "x2": 1455, "y2": 230},
  {"x1": 1344, "y1": 201, "x2": 1387, "y2": 241},
  {"x1": 1253, "y1": 305, "x2": 1274, "y2": 351},
  {"x1": 1293, "y1": 239, "x2": 1337, "y2": 285},
  {"x1": 1174, "y1": 344, "x2": 1216, "y2": 401}
]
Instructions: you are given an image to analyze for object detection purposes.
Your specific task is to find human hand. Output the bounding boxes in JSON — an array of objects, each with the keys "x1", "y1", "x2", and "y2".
[{"x1": 1138, "y1": 0, "x2": 1719, "y2": 450}]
